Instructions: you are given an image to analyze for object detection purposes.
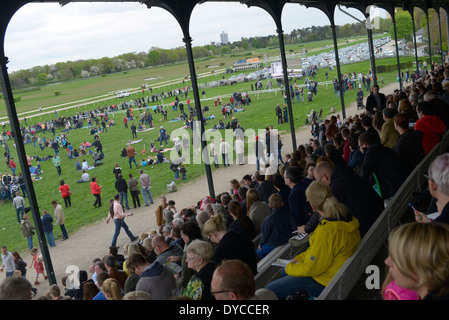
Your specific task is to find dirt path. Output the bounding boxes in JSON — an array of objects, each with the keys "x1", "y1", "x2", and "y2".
[{"x1": 0, "y1": 82, "x2": 399, "y2": 299}]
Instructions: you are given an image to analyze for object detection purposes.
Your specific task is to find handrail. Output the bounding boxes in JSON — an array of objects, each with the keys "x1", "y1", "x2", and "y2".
[{"x1": 317, "y1": 132, "x2": 449, "y2": 300}]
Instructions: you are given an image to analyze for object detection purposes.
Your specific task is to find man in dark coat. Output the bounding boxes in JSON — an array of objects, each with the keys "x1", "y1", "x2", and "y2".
[
  {"x1": 392, "y1": 113, "x2": 425, "y2": 176},
  {"x1": 315, "y1": 161, "x2": 385, "y2": 238},
  {"x1": 365, "y1": 85, "x2": 387, "y2": 115},
  {"x1": 358, "y1": 132, "x2": 408, "y2": 200}
]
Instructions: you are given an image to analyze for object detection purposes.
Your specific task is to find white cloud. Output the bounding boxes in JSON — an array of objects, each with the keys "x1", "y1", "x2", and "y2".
[{"x1": 4, "y1": 1, "x2": 375, "y2": 72}]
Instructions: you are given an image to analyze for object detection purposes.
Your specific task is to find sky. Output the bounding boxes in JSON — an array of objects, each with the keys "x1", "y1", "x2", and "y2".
[{"x1": 3, "y1": 1, "x2": 384, "y2": 72}]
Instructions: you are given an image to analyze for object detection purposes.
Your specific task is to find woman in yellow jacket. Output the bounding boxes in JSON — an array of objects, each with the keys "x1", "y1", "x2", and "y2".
[{"x1": 266, "y1": 180, "x2": 361, "y2": 299}]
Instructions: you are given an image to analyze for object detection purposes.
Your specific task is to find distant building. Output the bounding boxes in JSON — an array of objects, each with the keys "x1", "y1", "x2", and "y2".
[{"x1": 220, "y1": 31, "x2": 229, "y2": 45}]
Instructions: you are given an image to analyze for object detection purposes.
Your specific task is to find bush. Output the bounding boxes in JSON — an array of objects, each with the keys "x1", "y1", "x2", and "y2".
[{"x1": 54, "y1": 90, "x2": 61, "y2": 96}]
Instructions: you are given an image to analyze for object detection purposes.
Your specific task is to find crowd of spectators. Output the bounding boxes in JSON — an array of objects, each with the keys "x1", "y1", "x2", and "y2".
[{"x1": 2, "y1": 62, "x2": 449, "y2": 301}]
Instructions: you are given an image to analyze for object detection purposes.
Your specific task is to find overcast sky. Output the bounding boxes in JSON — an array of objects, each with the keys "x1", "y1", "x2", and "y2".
[{"x1": 3, "y1": 2, "x2": 383, "y2": 72}]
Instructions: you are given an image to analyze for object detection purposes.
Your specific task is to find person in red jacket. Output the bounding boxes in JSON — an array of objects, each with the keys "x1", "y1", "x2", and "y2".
[
  {"x1": 59, "y1": 180, "x2": 71, "y2": 208},
  {"x1": 414, "y1": 101, "x2": 446, "y2": 155},
  {"x1": 8, "y1": 158, "x2": 16, "y2": 175},
  {"x1": 90, "y1": 177, "x2": 102, "y2": 208}
]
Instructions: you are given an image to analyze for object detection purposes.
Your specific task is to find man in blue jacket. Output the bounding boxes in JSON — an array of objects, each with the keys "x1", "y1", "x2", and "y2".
[
  {"x1": 283, "y1": 166, "x2": 312, "y2": 227},
  {"x1": 257, "y1": 194, "x2": 296, "y2": 259}
]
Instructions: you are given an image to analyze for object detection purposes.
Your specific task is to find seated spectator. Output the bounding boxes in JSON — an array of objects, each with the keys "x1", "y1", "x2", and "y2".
[
  {"x1": 414, "y1": 153, "x2": 449, "y2": 224},
  {"x1": 347, "y1": 132, "x2": 363, "y2": 172},
  {"x1": 265, "y1": 181, "x2": 361, "y2": 299},
  {"x1": 126, "y1": 253, "x2": 176, "y2": 300},
  {"x1": 104, "y1": 255, "x2": 128, "y2": 290},
  {"x1": 254, "y1": 170, "x2": 277, "y2": 204},
  {"x1": 283, "y1": 166, "x2": 312, "y2": 226},
  {"x1": 358, "y1": 132, "x2": 408, "y2": 200},
  {"x1": 211, "y1": 259, "x2": 278, "y2": 300},
  {"x1": 78, "y1": 170, "x2": 90, "y2": 183},
  {"x1": 361, "y1": 114, "x2": 381, "y2": 145},
  {"x1": 414, "y1": 101, "x2": 446, "y2": 155},
  {"x1": 75, "y1": 159, "x2": 82, "y2": 171},
  {"x1": 314, "y1": 160, "x2": 384, "y2": 238},
  {"x1": 245, "y1": 189, "x2": 272, "y2": 236},
  {"x1": 384, "y1": 222, "x2": 449, "y2": 300},
  {"x1": 0, "y1": 276, "x2": 33, "y2": 300},
  {"x1": 392, "y1": 112, "x2": 425, "y2": 175},
  {"x1": 272, "y1": 173, "x2": 291, "y2": 210},
  {"x1": 183, "y1": 239, "x2": 216, "y2": 300},
  {"x1": 257, "y1": 194, "x2": 296, "y2": 259},
  {"x1": 227, "y1": 200, "x2": 256, "y2": 240},
  {"x1": 168, "y1": 221, "x2": 203, "y2": 293},
  {"x1": 380, "y1": 108, "x2": 399, "y2": 149},
  {"x1": 101, "y1": 278, "x2": 122, "y2": 300},
  {"x1": 203, "y1": 214, "x2": 258, "y2": 275},
  {"x1": 151, "y1": 235, "x2": 183, "y2": 265}
]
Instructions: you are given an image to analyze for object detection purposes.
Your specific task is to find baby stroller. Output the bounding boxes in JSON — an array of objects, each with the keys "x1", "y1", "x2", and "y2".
[
  {"x1": 92, "y1": 152, "x2": 103, "y2": 167},
  {"x1": 356, "y1": 96, "x2": 364, "y2": 109}
]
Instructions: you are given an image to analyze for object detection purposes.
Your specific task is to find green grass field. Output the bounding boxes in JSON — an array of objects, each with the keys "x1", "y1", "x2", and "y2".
[{"x1": 0, "y1": 45, "x2": 415, "y2": 253}]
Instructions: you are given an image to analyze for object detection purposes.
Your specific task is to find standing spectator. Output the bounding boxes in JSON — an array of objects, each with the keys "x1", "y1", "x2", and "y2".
[
  {"x1": 234, "y1": 136, "x2": 244, "y2": 165},
  {"x1": 139, "y1": 169, "x2": 154, "y2": 206},
  {"x1": 52, "y1": 154, "x2": 62, "y2": 176},
  {"x1": 106, "y1": 194, "x2": 137, "y2": 248},
  {"x1": 155, "y1": 196, "x2": 168, "y2": 230},
  {"x1": 115, "y1": 173, "x2": 130, "y2": 210},
  {"x1": 365, "y1": 85, "x2": 387, "y2": 115},
  {"x1": 90, "y1": 177, "x2": 102, "y2": 208},
  {"x1": 11, "y1": 251, "x2": 27, "y2": 278},
  {"x1": 59, "y1": 180, "x2": 71, "y2": 208},
  {"x1": 127, "y1": 143, "x2": 138, "y2": 169},
  {"x1": 112, "y1": 163, "x2": 122, "y2": 180},
  {"x1": 20, "y1": 214, "x2": 35, "y2": 250},
  {"x1": 123, "y1": 116, "x2": 128, "y2": 128},
  {"x1": 8, "y1": 158, "x2": 16, "y2": 175},
  {"x1": 220, "y1": 138, "x2": 230, "y2": 167},
  {"x1": 52, "y1": 200, "x2": 68, "y2": 241},
  {"x1": 131, "y1": 123, "x2": 137, "y2": 139},
  {"x1": 158, "y1": 126, "x2": 168, "y2": 146},
  {"x1": 41, "y1": 210, "x2": 55, "y2": 247},
  {"x1": 128, "y1": 173, "x2": 141, "y2": 209},
  {"x1": 13, "y1": 191, "x2": 25, "y2": 224},
  {"x1": 92, "y1": 136, "x2": 104, "y2": 157},
  {"x1": 1, "y1": 246, "x2": 15, "y2": 277},
  {"x1": 210, "y1": 139, "x2": 219, "y2": 168}
]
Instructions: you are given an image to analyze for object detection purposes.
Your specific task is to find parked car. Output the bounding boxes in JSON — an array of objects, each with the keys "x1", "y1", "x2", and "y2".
[
  {"x1": 116, "y1": 90, "x2": 130, "y2": 98},
  {"x1": 245, "y1": 73, "x2": 257, "y2": 81}
]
